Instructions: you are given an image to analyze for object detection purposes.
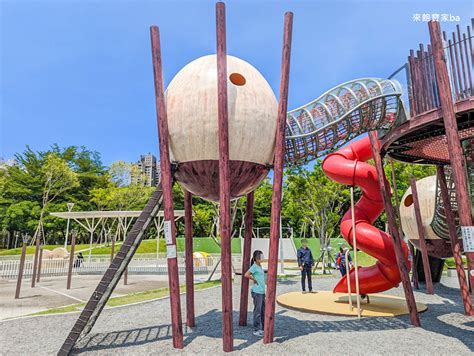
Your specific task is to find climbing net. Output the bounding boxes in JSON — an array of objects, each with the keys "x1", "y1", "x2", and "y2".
[{"x1": 285, "y1": 78, "x2": 404, "y2": 166}]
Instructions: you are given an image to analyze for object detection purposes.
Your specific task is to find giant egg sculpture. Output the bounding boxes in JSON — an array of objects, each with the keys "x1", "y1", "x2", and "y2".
[{"x1": 166, "y1": 55, "x2": 278, "y2": 201}]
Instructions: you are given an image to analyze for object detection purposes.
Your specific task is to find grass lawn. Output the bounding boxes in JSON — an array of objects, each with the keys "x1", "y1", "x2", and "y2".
[
  {"x1": 31, "y1": 280, "x2": 221, "y2": 316},
  {"x1": 0, "y1": 238, "x2": 242, "y2": 256}
]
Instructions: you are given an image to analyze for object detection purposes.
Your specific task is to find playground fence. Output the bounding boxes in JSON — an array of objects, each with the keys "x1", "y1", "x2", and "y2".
[{"x1": 0, "y1": 254, "x2": 224, "y2": 280}]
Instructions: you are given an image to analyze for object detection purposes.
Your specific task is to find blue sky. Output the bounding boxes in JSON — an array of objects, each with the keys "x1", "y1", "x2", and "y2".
[{"x1": 1, "y1": 0, "x2": 471, "y2": 166}]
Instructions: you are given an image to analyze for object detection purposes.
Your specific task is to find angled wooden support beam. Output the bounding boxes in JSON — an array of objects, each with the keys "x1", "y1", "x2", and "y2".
[
  {"x1": 429, "y1": 20, "x2": 474, "y2": 291},
  {"x1": 15, "y1": 241, "x2": 27, "y2": 299},
  {"x1": 67, "y1": 233, "x2": 76, "y2": 290},
  {"x1": 410, "y1": 178, "x2": 434, "y2": 294},
  {"x1": 216, "y1": 2, "x2": 233, "y2": 352},
  {"x1": 437, "y1": 167, "x2": 473, "y2": 315},
  {"x1": 368, "y1": 132, "x2": 420, "y2": 327},
  {"x1": 31, "y1": 233, "x2": 40, "y2": 288},
  {"x1": 264, "y1": 10, "x2": 293, "y2": 344},
  {"x1": 185, "y1": 190, "x2": 195, "y2": 327},
  {"x1": 150, "y1": 25, "x2": 184, "y2": 349},
  {"x1": 239, "y1": 192, "x2": 254, "y2": 326}
]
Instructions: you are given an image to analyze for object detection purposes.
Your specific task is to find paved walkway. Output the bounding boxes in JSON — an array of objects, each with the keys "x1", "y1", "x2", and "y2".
[
  {"x1": 1, "y1": 275, "x2": 472, "y2": 354},
  {"x1": 0, "y1": 275, "x2": 170, "y2": 320}
]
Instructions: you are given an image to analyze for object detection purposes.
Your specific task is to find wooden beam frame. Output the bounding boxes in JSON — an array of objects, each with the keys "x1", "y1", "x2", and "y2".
[
  {"x1": 264, "y1": 11, "x2": 293, "y2": 344},
  {"x1": 437, "y1": 166, "x2": 473, "y2": 315},
  {"x1": 215, "y1": 2, "x2": 233, "y2": 351},
  {"x1": 184, "y1": 190, "x2": 195, "y2": 327},
  {"x1": 239, "y1": 192, "x2": 254, "y2": 326},
  {"x1": 368, "y1": 132, "x2": 421, "y2": 327},
  {"x1": 428, "y1": 20, "x2": 474, "y2": 290},
  {"x1": 150, "y1": 25, "x2": 184, "y2": 349}
]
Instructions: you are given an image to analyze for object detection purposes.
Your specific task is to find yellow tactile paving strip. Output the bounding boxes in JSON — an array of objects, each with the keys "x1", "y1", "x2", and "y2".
[{"x1": 277, "y1": 291, "x2": 428, "y2": 317}]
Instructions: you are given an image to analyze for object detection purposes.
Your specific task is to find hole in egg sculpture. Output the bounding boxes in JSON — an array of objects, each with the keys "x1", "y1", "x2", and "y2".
[
  {"x1": 229, "y1": 72, "x2": 246, "y2": 86},
  {"x1": 404, "y1": 193, "x2": 414, "y2": 207}
]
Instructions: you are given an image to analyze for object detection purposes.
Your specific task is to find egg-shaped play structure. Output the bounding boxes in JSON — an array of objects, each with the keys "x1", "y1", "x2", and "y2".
[{"x1": 166, "y1": 55, "x2": 278, "y2": 201}]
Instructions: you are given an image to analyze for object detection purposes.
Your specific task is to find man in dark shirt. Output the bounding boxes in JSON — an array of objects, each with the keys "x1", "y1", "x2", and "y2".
[{"x1": 297, "y1": 239, "x2": 314, "y2": 293}]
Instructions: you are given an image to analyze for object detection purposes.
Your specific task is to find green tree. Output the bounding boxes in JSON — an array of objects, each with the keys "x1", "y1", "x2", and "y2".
[{"x1": 284, "y1": 162, "x2": 349, "y2": 250}]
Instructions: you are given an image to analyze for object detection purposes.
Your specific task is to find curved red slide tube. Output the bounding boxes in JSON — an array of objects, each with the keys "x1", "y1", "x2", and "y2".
[{"x1": 322, "y1": 135, "x2": 410, "y2": 294}]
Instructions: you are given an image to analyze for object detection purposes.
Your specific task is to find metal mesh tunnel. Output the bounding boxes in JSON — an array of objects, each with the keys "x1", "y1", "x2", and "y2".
[{"x1": 285, "y1": 78, "x2": 404, "y2": 165}]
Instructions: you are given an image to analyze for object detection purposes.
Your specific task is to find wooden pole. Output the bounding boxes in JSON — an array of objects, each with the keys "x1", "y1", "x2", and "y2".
[
  {"x1": 410, "y1": 178, "x2": 434, "y2": 294},
  {"x1": 368, "y1": 132, "x2": 421, "y2": 327},
  {"x1": 36, "y1": 245, "x2": 43, "y2": 283},
  {"x1": 239, "y1": 192, "x2": 254, "y2": 326},
  {"x1": 429, "y1": 20, "x2": 474, "y2": 290},
  {"x1": 437, "y1": 166, "x2": 473, "y2": 315},
  {"x1": 150, "y1": 25, "x2": 184, "y2": 349},
  {"x1": 31, "y1": 234, "x2": 40, "y2": 288},
  {"x1": 215, "y1": 3, "x2": 233, "y2": 351},
  {"x1": 184, "y1": 190, "x2": 195, "y2": 327},
  {"x1": 264, "y1": 11, "x2": 293, "y2": 344},
  {"x1": 110, "y1": 229, "x2": 116, "y2": 263},
  {"x1": 67, "y1": 233, "x2": 76, "y2": 290},
  {"x1": 15, "y1": 242, "x2": 27, "y2": 299}
]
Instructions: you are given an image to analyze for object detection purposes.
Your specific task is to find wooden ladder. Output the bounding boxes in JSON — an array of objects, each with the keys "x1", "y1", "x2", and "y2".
[{"x1": 58, "y1": 185, "x2": 164, "y2": 355}]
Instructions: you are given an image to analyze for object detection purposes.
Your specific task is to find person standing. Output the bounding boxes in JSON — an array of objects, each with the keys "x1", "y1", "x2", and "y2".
[
  {"x1": 244, "y1": 250, "x2": 266, "y2": 336},
  {"x1": 335, "y1": 246, "x2": 352, "y2": 277},
  {"x1": 297, "y1": 239, "x2": 314, "y2": 293}
]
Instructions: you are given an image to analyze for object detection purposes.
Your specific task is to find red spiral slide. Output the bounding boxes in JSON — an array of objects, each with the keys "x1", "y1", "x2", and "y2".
[{"x1": 322, "y1": 135, "x2": 410, "y2": 294}]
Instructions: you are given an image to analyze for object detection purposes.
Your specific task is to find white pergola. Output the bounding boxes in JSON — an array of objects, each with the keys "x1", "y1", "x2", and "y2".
[{"x1": 50, "y1": 210, "x2": 185, "y2": 261}]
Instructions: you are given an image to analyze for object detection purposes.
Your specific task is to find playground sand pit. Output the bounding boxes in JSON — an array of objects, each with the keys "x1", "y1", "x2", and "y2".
[
  {"x1": 277, "y1": 291, "x2": 428, "y2": 317},
  {"x1": 0, "y1": 275, "x2": 472, "y2": 355}
]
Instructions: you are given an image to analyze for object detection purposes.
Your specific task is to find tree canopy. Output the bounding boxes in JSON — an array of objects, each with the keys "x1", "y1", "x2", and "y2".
[{"x1": 1, "y1": 144, "x2": 437, "y2": 250}]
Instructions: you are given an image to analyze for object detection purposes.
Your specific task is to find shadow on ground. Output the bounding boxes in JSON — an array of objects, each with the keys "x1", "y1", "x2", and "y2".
[{"x1": 72, "y1": 281, "x2": 474, "y2": 353}]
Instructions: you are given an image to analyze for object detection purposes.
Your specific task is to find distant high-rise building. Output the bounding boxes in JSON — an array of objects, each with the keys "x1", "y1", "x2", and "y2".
[{"x1": 133, "y1": 154, "x2": 161, "y2": 186}]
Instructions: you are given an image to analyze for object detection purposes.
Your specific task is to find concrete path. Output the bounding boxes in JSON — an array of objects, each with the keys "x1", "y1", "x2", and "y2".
[{"x1": 0, "y1": 274, "x2": 472, "y2": 355}]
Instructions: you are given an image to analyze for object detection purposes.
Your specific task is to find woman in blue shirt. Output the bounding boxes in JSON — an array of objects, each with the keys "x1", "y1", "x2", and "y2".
[{"x1": 244, "y1": 250, "x2": 265, "y2": 336}]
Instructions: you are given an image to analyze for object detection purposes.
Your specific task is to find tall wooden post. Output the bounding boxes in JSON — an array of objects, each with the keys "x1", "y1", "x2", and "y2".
[
  {"x1": 36, "y1": 245, "x2": 43, "y2": 283},
  {"x1": 264, "y1": 11, "x2": 293, "y2": 344},
  {"x1": 150, "y1": 25, "x2": 184, "y2": 349},
  {"x1": 410, "y1": 178, "x2": 434, "y2": 294},
  {"x1": 15, "y1": 241, "x2": 27, "y2": 299},
  {"x1": 110, "y1": 229, "x2": 116, "y2": 263},
  {"x1": 437, "y1": 167, "x2": 473, "y2": 315},
  {"x1": 429, "y1": 20, "x2": 474, "y2": 290},
  {"x1": 31, "y1": 234, "x2": 40, "y2": 288},
  {"x1": 215, "y1": 3, "x2": 233, "y2": 351},
  {"x1": 184, "y1": 190, "x2": 195, "y2": 327},
  {"x1": 368, "y1": 132, "x2": 421, "y2": 327},
  {"x1": 67, "y1": 233, "x2": 76, "y2": 290},
  {"x1": 239, "y1": 192, "x2": 254, "y2": 326}
]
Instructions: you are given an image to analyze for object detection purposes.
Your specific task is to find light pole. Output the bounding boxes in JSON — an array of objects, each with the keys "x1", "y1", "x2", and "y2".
[{"x1": 64, "y1": 203, "x2": 74, "y2": 249}]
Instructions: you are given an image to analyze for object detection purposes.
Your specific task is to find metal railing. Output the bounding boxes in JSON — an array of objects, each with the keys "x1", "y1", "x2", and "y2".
[{"x1": 0, "y1": 255, "x2": 221, "y2": 280}]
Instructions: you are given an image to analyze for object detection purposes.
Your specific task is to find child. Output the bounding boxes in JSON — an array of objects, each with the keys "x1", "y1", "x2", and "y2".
[
  {"x1": 244, "y1": 250, "x2": 265, "y2": 337},
  {"x1": 335, "y1": 246, "x2": 352, "y2": 277},
  {"x1": 297, "y1": 239, "x2": 314, "y2": 293}
]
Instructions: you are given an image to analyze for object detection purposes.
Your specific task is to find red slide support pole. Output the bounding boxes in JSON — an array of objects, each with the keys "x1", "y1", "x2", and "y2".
[
  {"x1": 239, "y1": 192, "x2": 254, "y2": 326},
  {"x1": 185, "y1": 190, "x2": 195, "y2": 327},
  {"x1": 216, "y1": 2, "x2": 233, "y2": 351},
  {"x1": 410, "y1": 178, "x2": 434, "y2": 294},
  {"x1": 437, "y1": 167, "x2": 473, "y2": 315},
  {"x1": 264, "y1": 11, "x2": 293, "y2": 344},
  {"x1": 150, "y1": 25, "x2": 184, "y2": 349},
  {"x1": 429, "y1": 20, "x2": 474, "y2": 291},
  {"x1": 368, "y1": 132, "x2": 421, "y2": 327}
]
